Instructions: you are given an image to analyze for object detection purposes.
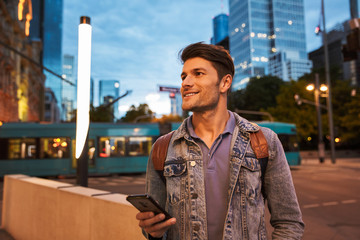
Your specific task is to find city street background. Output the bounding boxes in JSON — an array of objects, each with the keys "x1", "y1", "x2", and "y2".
[{"x1": 1, "y1": 153, "x2": 360, "y2": 240}]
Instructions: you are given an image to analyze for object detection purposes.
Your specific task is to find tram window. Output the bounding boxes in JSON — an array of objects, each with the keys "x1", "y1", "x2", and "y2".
[
  {"x1": 278, "y1": 134, "x2": 299, "y2": 152},
  {"x1": 7, "y1": 138, "x2": 36, "y2": 159},
  {"x1": 99, "y1": 137, "x2": 126, "y2": 158},
  {"x1": 128, "y1": 137, "x2": 152, "y2": 156},
  {"x1": 40, "y1": 138, "x2": 70, "y2": 159}
]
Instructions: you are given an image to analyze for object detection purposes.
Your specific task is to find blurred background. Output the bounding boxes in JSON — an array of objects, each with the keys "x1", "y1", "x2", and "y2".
[{"x1": 1, "y1": 1, "x2": 360, "y2": 239}]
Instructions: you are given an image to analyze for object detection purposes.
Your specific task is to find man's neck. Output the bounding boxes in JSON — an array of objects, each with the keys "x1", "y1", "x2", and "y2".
[{"x1": 191, "y1": 108, "x2": 230, "y2": 148}]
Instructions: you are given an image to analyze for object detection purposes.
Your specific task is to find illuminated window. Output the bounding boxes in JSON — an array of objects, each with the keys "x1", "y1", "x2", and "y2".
[
  {"x1": 40, "y1": 138, "x2": 70, "y2": 159},
  {"x1": 128, "y1": 137, "x2": 152, "y2": 156},
  {"x1": 99, "y1": 137, "x2": 126, "y2": 157},
  {"x1": 7, "y1": 138, "x2": 36, "y2": 159}
]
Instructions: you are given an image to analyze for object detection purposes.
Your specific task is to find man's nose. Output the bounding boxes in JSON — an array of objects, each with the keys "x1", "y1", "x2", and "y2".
[{"x1": 181, "y1": 75, "x2": 193, "y2": 87}]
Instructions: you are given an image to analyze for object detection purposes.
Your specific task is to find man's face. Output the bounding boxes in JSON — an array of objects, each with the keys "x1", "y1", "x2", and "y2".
[{"x1": 180, "y1": 57, "x2": 221, "y2": 113}]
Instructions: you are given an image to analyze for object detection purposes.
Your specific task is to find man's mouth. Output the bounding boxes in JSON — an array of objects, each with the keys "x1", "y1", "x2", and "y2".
[{"x1": 183, "y1": 92, "x2": 198, "y2": 97}]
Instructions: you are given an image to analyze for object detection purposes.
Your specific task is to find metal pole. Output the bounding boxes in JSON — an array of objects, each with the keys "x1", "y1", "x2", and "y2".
[
  {"x1": 76, "y1": 133, "x2": 89, "y2": 187},
  {"x1": 321, "y1": 0, "x2": 336, "y2": 163},
  {"x1": 315, "y1": 74, "x2": 325, "y2": 163}
]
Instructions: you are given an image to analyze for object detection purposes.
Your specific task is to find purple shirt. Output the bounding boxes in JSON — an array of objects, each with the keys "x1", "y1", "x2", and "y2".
[{"x1": 187, "y1": 112, "x2": 235, "y2": 240}]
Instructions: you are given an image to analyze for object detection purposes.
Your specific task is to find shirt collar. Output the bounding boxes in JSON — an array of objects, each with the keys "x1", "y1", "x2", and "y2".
[{"x1": 186, "y1": 111, "x2": 235, "y2": 139}]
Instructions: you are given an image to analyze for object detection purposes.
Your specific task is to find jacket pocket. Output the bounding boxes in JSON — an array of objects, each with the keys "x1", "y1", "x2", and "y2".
[
  {"x1": 164, "y1": 160, "x2": 187, "y2": 205},
  {"x1": 241, "y1": 156, "x2": 262, "y2": 204}
]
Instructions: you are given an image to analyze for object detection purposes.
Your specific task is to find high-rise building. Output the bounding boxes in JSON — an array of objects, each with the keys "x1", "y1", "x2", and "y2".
[
  {"x1": 90, "y1": 77, "x2": 94, "y2": 106},
  {"x1": 170, "y1": 93, "x2": 182, "y2": 117},
  {"x1": 211, "y1": 13, "x2": 229, "y2": 50},
  {"x1": 309, "y1": 21, "x2": 359, "y2": 86},
  {"x1": 44, "y1": 88, "x2": 60, "y2": 122},
  {"x1": 62, "y1": 54, "x2": 76, "y2": 121},
  {"x1": 99, "y1": 80, "x2": 120, "y2": 120},
  {"x1": 229, "y1": 0, "x2": 312, "y2": 90},
  {"x1": 29, "y1": 0, "x2": 63, "y2": 121}
]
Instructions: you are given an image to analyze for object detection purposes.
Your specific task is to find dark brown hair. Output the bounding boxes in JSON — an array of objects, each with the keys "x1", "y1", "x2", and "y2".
[{"x1": 179, "y1": 42, "x2": 234, "y2": 81}]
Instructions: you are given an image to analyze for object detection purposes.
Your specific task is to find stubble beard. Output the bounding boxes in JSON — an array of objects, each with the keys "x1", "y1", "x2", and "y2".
[{"x1": 182, "y1": 93, "x2": 220, "y2": 114}]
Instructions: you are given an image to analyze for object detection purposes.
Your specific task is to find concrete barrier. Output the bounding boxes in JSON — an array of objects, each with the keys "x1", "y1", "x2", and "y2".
[{"x1": 1, "y1": 174, "x2": 145, "y2": 240}]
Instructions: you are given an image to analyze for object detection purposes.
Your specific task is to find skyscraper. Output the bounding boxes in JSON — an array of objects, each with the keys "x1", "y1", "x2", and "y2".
[
  {"x1": 211, "y1": 13, "x2": 229, "y2": 49},
  {"x1": 62, "y1": 54, "x2": 76, "y2": 121},
  {"x1": 99, "y1": 80, "x2": 120, "y2": 120},
  {"x1": 29, "y1": 0, "x2": 63, "y2": 122},
  {"x1": 229, "y1": 0, "x2": 312, "y2": 90}
]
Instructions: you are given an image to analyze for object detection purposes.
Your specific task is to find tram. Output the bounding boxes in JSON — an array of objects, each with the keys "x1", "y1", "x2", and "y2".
[
  {"x1": 0, "y1": 122, "x2": 159, "y2": 177},
  {"x1": 0, "y1": 121, "x2": 300, "y2": 177}
]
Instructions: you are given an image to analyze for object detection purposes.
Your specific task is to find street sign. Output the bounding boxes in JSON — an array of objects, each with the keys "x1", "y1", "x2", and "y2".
[{"x1": 159, "y1": 86, "x2": 180, "y2": 93}]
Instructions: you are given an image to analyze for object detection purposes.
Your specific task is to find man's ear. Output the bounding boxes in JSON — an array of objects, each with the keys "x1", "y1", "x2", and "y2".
[{"x1": 220, "y1": 74, "x2": 232, "y2": 93}]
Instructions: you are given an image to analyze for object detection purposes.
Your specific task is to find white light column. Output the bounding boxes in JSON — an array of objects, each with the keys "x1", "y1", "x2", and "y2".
[{"x1": 76, "y1": 16, "x2": 92, "y2": 186}]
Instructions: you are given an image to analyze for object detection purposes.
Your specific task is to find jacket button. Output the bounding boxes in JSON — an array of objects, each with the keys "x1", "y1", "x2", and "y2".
[
  {"x1": 190, "y1": 161, "x2": 196, "y2": 167},
  {"x1": 193, "y1": 223, "x2": 200, "y2": 231},
  {"x1": 191, "y1": 193, "x2": 198, "y2": 199}
]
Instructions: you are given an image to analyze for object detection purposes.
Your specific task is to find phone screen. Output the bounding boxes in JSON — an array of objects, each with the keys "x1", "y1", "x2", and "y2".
[{"x1": 126, "y1": 194, "x2": 172, "y2": 220}]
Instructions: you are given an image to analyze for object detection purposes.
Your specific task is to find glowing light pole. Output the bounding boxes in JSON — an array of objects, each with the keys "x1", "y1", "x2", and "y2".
[{"x1": 76, "y1": 16, "x2": 92, "y2": 186}]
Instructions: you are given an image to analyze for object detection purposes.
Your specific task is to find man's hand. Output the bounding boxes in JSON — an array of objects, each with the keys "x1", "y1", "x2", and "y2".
[{"x1": 136, "y1": 211, "x2": 176, "y2": 238}]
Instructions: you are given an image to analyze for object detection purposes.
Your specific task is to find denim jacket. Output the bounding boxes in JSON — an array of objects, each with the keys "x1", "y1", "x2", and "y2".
[{"x1": 145, "y1": 113, "x2": 304, "y2": 239}]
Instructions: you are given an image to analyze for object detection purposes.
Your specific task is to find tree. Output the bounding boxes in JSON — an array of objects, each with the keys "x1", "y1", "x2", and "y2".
[
  {"x1": 336, "y1": 86, "x2": 360, "y2": 147},
  {"x1": 70, "y1": 104, "x2": 115, "y2": 122},
  {"x1": 90, "y1": 105, "x2": 114, "y2": 122},
  {"x1": 266, "y1": 67, "x2": 360, "y2": 149},
  {"x1": 153, "y1": 114, "x2": 183, "y2": 123},
  {"x1": 228, "y1": 75, "x2": 284, "y2": 120},
  {"x1": 120, "y1": 103, "x2": 154, "y2": 123}
]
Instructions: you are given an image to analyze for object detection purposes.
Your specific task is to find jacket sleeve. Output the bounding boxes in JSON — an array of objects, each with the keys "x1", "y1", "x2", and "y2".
[
  {"x1": 141, "y1": 148, "x2": 168, "y2": 240},
  {"x1": 262, "y1": 128, "x2": 305, "y2": 240}
]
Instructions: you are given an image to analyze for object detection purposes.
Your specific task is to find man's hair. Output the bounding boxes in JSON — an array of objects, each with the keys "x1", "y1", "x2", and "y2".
[{"x1": 179, "y1": 42, "x2": 235, "y2": 81}]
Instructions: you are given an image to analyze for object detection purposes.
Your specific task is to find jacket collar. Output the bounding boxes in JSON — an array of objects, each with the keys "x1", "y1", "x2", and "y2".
[{"x1": 172, "y1": 111, "x2": 259, "y2": 142}]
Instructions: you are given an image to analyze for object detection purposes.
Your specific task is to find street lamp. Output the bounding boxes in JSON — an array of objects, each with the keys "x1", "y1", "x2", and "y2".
[
  {"x1": 306, "y1": 74, "x2": 326, "y2": 163},
  {"x1": 320, "y1": 0, "x2": 336, "y2": 164},
  {"x1": 76, "y1": 16, "x2": 92, "y2": 187}
]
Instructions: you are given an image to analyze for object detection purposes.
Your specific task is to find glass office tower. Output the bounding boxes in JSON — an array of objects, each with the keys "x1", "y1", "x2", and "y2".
[
  {"x1": 62, "y1": 54, "x2": 76, "y2": 121},
  {"x1": 229, "y1": 0, "x2": 312, "y2": 90},
  {"x1": 30, "y1": 0, "x2": 63, "y2": 121},
  {"x1": 99, "y1": 80, "x2": 120, "y2": 120},
  {"x1": 212, "y1": 13, "x2": 229, "y2": 45}
]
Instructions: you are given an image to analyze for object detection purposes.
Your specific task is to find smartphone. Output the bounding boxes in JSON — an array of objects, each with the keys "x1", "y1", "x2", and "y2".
[{"x1": 126, "y1": 194, "x2": 172, "y2": 220}]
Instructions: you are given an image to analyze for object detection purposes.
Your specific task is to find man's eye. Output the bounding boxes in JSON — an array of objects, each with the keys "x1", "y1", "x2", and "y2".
[
  {"x1": 181, "y1": 75, "x2": 186, "y2": 81},
  {"x1": 195, "y1": 72, "x2": 204, "y2": 76}
]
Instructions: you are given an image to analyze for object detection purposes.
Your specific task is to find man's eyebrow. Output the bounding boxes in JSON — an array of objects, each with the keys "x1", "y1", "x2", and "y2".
[
  {"x1": 192, "y1": 67, "x2": 206, "y2": 72},
  {"x1": 181, "y1": 67, "x2": 207, "y2": 78}
]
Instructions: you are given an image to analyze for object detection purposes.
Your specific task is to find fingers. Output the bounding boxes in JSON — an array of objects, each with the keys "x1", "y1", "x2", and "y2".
[
  {"x1": 138, "y1": 213, "x2": 166, "y2": 228},
  {"x1": 136, "y1": 211, "x2": 154, "y2": 221},
  {"x1": 136, "y1": 212, "x2": 176, "y2": 238},
  {"x1": 145, "y1": 217, "x2": 177, "y2": 238}
]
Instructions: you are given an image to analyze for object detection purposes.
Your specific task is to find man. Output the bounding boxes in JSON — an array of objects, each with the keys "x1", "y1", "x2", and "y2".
[{"x1": 136, "y1": 42, "x2": 304, "y2": 239}]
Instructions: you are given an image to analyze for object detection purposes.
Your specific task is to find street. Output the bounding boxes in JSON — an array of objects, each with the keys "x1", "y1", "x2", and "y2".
[
  {"x1": 290, "y1": 158, "x2": 360, "y2": 240},
  {"x1": 1, "y1": 158, "x2": 360, "y2": 240}
]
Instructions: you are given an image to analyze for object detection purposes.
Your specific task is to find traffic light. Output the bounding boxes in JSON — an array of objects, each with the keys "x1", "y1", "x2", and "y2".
[
  {"x1": 342, "y1": 28, "x2": 360, "y2": 61},
  {"x1": 342, "y1": 44, "x2": 358, "y2": 61},
  {"x1": 346, "y1": 28, "x2": 360, "y2": 52}
]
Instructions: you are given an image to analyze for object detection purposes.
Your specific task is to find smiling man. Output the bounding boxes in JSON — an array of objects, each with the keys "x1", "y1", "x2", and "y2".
[{"x1": 135, "y1": 42, "x2": 304, "y2": 240}]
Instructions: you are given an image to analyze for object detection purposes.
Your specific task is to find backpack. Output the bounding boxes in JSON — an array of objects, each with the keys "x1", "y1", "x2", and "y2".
[{"x1": 151, "y1": 127, "x2": 269, "y2": 198}]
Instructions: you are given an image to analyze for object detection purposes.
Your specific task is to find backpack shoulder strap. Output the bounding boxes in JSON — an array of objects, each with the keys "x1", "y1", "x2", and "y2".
[
  {"x1": 152, "y1": 131, "x2": 174, "y2": 173},
  {"x1": 249, "y1": 128, "x2": 269, "y2": 199},
  {"x1": 249, "y1": 129, "x2": 269, "y2": 159}
]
